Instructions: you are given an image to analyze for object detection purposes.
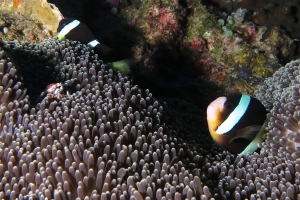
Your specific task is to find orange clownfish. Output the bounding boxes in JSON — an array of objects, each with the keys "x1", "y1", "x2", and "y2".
[{"x1": 207, "y1": 94, "x2": 267, "y2": 155}]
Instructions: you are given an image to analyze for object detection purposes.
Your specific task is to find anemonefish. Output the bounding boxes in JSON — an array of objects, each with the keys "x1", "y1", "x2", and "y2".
[
  {"x1": 57, "y1": 18, "x2": 132, "y2": 76},
  {"x1": 57, "y1": 18, "x2": 113, "y2": 59},
  {"x1": 207, "y1": 94, "x2": 267, "y2": 155}
]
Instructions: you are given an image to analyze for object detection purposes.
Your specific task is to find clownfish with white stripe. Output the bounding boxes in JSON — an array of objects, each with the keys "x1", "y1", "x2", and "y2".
[
  {"x1": 207, "y1": 94, "x2": 267, "y2": 155},
  {"x1": 57, "y1": 18, "x2": 132, "y2": 76},
  {"x1": 57, "y1": 18, "x2": 114, "y2": 58}
]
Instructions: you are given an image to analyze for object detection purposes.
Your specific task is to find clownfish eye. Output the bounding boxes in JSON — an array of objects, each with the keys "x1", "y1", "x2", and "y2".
[{"x1": 225, "y1": 102, "x2": 234, "y2": 110}]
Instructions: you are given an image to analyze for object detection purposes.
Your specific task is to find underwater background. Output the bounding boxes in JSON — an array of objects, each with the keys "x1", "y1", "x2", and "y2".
[{"x1": 0, "y1": 0, "x2": 300, "y2": 199}]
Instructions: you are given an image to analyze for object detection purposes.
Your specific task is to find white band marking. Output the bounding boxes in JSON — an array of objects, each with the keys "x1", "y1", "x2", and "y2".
[
  {"x1": 216, "y1": 94, "x2": 251, "y2": 134},
  {"x1": 87, "y1": 39, "x2": 100, "y2": 48},
  {"x1": 58, "y1": 20, "x2": 80, "y2": 38}
]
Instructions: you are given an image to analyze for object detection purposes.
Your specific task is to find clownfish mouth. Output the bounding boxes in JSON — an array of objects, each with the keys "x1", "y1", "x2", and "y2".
[{"x1": 207, "y1": 104, "x2": 217, "y2": 121}]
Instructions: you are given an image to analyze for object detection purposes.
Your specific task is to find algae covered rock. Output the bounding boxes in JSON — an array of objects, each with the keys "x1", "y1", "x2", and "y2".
[
  {"x1": 0, "y1": 0, "x2": 63, "y2": 41},
  {"x1": 118, "y1": 0, "x2": 293, "y2": 95}
]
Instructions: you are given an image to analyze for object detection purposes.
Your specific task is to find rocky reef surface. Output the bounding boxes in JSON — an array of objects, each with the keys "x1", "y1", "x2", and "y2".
[
  {"x1": 203, "y1": 0, "x2": 300, "y2": 41},
  {"x1": 93, "y1": 0, "x2": 294, "y2": 96},
  {"x1": 0, "y1": 0, "x2": 63, "y2": 40},
  {"x1": 1, "y1": 0, "x2": 297, "y2": 97}
]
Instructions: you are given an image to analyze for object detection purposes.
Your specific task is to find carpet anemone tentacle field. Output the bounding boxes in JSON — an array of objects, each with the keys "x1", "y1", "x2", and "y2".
[
  {"x1": 255, "y1": 59, "x2": 300, "y2": 161},
  {"x1": 0, "y1": 38, "x2": 299, "y2": 199}
]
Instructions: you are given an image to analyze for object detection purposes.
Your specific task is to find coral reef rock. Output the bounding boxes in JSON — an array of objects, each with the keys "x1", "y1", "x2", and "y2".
[
  {"x1": 0, "y1": 0, "x2": 63, "y2": 37},
  {"x1": 120, "y1": 0, "x2": 293, "y2": 95},
  {"x1": 205, "y1": 0, "x2": 300, "y2": 39}
]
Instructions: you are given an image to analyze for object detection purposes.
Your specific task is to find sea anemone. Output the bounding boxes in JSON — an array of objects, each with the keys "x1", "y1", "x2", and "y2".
[
  {"x1": 215, "y1": 153, "x2": 300, "y2": 199},
  {"x1": 0, "y1": 53, "x2": 29, "y2": 134},
  {"x1": 255, "y1": 59, "x2": 300, "y2": 161},
  {"x1": 0, "y1": 37, "x2": 300, "y2": 199},
  {"x1": 0, "y1": 38, "x2": 211, "y2": 199}
]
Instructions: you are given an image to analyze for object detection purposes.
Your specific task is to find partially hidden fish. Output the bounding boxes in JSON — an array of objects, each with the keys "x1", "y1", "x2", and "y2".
[
  {"x1": 57, "y1": 18, "x2": 132, "y2": 76},
  {"x1": 207, "y1": 94, "x2": 267, "y2": 155},
  {"x1": 57, "y1": 18, "x2": 113, "y2": 58}
]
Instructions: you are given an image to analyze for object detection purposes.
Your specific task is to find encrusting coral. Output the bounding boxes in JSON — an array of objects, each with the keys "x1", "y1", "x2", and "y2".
[
  {"x1": 119, "y1": 0, "x2": 294, "y2": 96},
  {"x1": 0, "y1": 38, "x2": 300, "y2": 199},
  {"x1": 255, "y1": 59, "x2": 300, "y2": 161}
]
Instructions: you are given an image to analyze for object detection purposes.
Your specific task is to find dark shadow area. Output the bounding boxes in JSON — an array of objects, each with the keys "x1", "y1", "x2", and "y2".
[{"x1": 131, "y1": 46, "x2": 222, "y2": 109}]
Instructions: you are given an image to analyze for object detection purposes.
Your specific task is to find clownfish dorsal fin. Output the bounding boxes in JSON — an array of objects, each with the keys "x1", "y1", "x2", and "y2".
[{"x1": 229, "y1": 125, "x2": 262, "y2": 143}]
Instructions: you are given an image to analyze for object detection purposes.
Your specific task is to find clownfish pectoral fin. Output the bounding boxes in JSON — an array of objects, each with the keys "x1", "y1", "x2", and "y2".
[
  {"x1": 229, "y1": 125, "x2": 262, "y2": 143},
  {"x1": 238, "y1": 120, "x2": 268, "y2": 156}
]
